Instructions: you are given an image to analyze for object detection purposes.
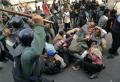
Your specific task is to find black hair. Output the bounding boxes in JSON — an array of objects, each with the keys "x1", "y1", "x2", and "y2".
[
  {"x1": 103, "y1": 9, "x2": 110, "y2": 15},
  {"x1": 55, "y1": 60, "x2": 61, "y2": 67},
  {"x1": 87, "y1": 40, "x2": 98, "y2": 48},
  {"x1": 91, "y1": 40, "x2": 97, "y2": 44},
  {"x1": 59, "y1": 31, "x2": 64, "y2": 36},
  {"x1": 110, "y1": 9, "x2": 117, "y2": 18},
  {"x1": 65, "y1": 34, "x2": 71, "y2": 38}
]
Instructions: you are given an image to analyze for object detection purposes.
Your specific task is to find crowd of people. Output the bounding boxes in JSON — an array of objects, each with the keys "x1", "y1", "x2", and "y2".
[{"x1": 0, "y1": 0, "x2": 120, "y2": 82}]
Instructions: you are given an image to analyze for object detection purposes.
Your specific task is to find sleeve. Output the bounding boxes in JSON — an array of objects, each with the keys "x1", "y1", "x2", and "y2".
[
  {"x1": 101, "y1": 29, "x2": 107, "y2": 38},
  {"x1": 31, "y1": 24, "x2": 46, "y2": 56},
  {"x1": 0, "y1": 35, "x2": 5, "y2": 41},
  {"x1": 98, "y1": 17, "x2": 103, "y2": 27},
  {"x1": 80, "y1": 50, "x2": 88, "y2": 59}
]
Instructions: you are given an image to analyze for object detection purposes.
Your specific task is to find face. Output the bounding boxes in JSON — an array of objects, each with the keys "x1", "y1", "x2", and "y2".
[
  {"x1": 88, "y1": 22, "x2": 95, "y2": 29},
  {"x1": 95, "y1": 29, "x2": 101, "y2": 36},
  {"x1": 91, "y1": 42, "x2": 97, "y2": 46},
  {"x1": 3, "y1": 15, "x2": 8, "y2": 21},
  {"x1": 95, "y1": 29, "x2": 100, "y2": 33}
]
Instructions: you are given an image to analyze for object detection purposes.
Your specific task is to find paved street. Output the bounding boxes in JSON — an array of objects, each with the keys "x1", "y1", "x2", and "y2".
[{"x1": 0, "y1": 33, "x2": 120, "y2": 82}]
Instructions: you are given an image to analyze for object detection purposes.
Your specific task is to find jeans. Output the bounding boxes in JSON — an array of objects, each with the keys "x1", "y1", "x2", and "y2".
[
  {"x1": 111, "y1": 31, "x2": 120, "y2": 53},
  {"x1": 64, "y1": 23, "x2": 70, "y2": 32},
  {"x1": 53, "y1": 23, "x2": 59, "y2": 35}
]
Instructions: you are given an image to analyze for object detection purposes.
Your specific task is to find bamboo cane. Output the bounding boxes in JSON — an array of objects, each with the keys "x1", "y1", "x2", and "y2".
[
  {"x1": 113, "y1": 1, "x2": 118, "y2": 9},
  {"x1": 0, "y1": 8, "x2": 54, "y2": 24}
]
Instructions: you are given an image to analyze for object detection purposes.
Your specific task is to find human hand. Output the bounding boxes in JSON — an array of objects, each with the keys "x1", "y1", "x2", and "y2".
[
  {"x1": 2, "y1": 28, "x2": 11, "y2": 37},
  {"x1": 32, "y1": 14, "x2": 44, "y2": 25}
]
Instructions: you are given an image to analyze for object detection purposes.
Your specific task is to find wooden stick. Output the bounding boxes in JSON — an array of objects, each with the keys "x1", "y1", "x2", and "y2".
[
  {"x1": 113, "y1": 1, "x2": 118, "y2": 9},
  {"x1": 0, "y1": 8, "x2": 54, "y2": 24}
]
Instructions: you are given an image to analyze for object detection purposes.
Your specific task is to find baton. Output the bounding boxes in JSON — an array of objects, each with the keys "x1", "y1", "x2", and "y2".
[{"x1": 0, "y1": 8, "x2": 54, "y2": 24}]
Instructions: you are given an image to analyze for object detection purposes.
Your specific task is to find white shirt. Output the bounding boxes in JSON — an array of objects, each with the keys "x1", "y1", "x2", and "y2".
[
  {"x1": 103, "y1": 15, "x2": 108, "y2": 21},
  {"x1": 101, "y1": 29, "x2": 107, "y2": 38},
  {"x1": 63, "y1": 12, "x2": 70, "y2": 23}
]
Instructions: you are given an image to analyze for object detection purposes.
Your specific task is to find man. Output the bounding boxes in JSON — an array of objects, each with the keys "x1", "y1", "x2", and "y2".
[
  {"x1": 105, "y1": 9, "x2": 117, "y2": 33},
  {"x1": 13, "y1": 14, "x2": 54, "y2": 82},
  {"x1": 79, "y1": 22, "x2": 95, "y2": 35},
  {"x1": 107, "y1": 16, "x2": 120, "y2": 58},
  {"x1": 0, "y1": 28, "x2": 14, "y2": 62},
  {"x1": 69, "y1": 22, "x2": 95, "y2": 60},
  {"x1": 78, "y1": 6, "x2": 87, "y2": 27},
  {"x1": 45, "y1": 41, "x2": 66, "y2": 68},
  {"x1": 20, "y1": 14, "x2": 45, "y2": 76},
  {"x1": 42, "y1": 1, "x2": 50, "y2": 16},
  {"x1": 0, "y1": 29, "x2": 7, "y2": 69},
  {"x1": 53, "y1": 31, "x2": 64, "y2": 44},
  {"x1": 98, "y1": 9, "x2": 110, "y2": 29},
  {"x1": 63, "y1": 8, "x2": 71, "y2": 32},
  {"x1": 2, "y1": 13, "x2": 10, "y2": 25},
  {"x1": 51, "y1": 13, "x2": 60, "y2": 35}
]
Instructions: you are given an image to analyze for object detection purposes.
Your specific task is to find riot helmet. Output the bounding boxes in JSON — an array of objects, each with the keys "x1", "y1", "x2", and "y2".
[
  {"x1": 18, "y1": 28, "x2": 33, "y2": 46},
  {"x1": 9, "y1": 16, "x2": 24, "y2": 29}
]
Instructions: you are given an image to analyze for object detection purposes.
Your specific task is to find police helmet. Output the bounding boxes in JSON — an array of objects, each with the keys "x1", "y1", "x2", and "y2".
[
  {"x1": 18, "y1": 28, "x2": 33, "y2": 46},
  {"x1": 9, "y1": 16, "x2": 24, "y2": 29}
]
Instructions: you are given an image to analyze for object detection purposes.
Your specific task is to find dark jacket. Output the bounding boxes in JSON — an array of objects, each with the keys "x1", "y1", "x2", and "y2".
[{"x1": 112, "y1": 16, "x2": 120, "y2": 33}]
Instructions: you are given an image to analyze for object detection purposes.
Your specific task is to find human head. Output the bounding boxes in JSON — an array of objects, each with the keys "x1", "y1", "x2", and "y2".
[
  {"x1": 103, "y1": 9, "x2": 110, "y2": 17},
  {"x1": 37, "y1": 6, "x2": 41, "y2": 10},
  {"x1": 87, "y1": 22, "x2": 95, "y2": 29},
  {"x1": 65, "y1": 33, "x2": 71, "y2": 38},
  {"x1": 2, "y1": 13, "x2": 9, "y2": 24},
  {"x1": 90, "y1": 40, "x2": 97, "y2": 48},
  {"x1": 110, "y1": 9, "x2": 117, "y2": 18},
  {"x1": 47, "y1": 50, "x2": 55, "y2": 57},
  {"x1": 18, "y1": 28, "x2": 33, "y2": 47},
  {"x1": 59, "y1": 30, "x2": 64, "y2": 36},
  {"x1": 9, "y1": 16, "x2": 24, "y2": 29},
  {"x1": 94, "y1": 26, "x2": 101, "y2": 36}
]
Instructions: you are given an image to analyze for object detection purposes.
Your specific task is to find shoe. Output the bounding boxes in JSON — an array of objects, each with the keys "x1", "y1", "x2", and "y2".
[
  {"x1": 114, "y1": 53, "x2": 119, "y2": 56},
  {"x1": 107, "y1": 55, "x2": 114, "y2": 59},
  {"x1": 109, "y1": 50, "x2": 115, "y2": 54},
  {"x1": 108, "y1": 48, "x2": 116, "y2": 54},
  {"x1": 89, "y1": 74, "x2": 98, "y2": 79}
]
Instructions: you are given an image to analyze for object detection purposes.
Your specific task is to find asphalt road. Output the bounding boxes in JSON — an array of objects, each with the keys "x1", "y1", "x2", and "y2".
[{"x1": 0, "y1": 33, "x2": 120, "y2": 82}]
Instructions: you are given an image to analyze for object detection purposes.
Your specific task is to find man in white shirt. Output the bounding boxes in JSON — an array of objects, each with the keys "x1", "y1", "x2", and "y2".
[
  {"x1": 63, "y1": 8, "x2": 71, "y2": 32},
  {"x1": 98, "y1": 9, "x2": 110, "y2": 29}
]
